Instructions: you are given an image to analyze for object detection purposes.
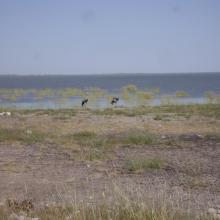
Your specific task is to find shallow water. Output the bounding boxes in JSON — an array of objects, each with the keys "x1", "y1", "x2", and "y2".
[
  {"x1": 0, "y1": 73, "x2": 219, "y2": 108},
  {"x1": 0, "y1": 97, "x2": 208, "y2": 109}
]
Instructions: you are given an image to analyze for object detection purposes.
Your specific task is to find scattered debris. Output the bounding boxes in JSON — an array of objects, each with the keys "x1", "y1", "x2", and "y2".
[
  {"x1": 7, "y1": 199, "x2": 34, "y2": 214},
  {"x1": 0, "y1": 112, "x2": 11, "y2": 116}
]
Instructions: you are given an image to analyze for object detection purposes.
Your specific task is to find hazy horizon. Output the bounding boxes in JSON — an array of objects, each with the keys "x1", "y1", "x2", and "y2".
[
  {"x1": 1, "y1": 0, "x2": 220, "y2": 75},
  {"x1": 1, "y1": 72, "x2": 220, "y2": 76}
]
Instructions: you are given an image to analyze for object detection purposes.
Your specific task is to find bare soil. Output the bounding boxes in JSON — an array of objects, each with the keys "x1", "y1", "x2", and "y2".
[{"x1": 0, "y1": 109, "x2": 220, "y2": 213}]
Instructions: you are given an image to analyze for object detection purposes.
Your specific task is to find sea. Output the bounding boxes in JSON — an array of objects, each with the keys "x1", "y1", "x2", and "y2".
[{"x1": 0, "y1": 73, "x2": 220, "y2": 109}]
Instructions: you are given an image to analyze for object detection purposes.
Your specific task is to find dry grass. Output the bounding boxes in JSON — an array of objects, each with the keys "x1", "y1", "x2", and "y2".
[
  {"x1": 0, "y1": 198, "x2": 214, "y2": 220},
  {"x1": 0, "y1": 104, "x2": 220, "y2": 219},
  {"x1": 0, "y1": 128, "x2": 48, "y2": 144},
  {"x1": 93, "y1": 103, "x2": 220, "y2": 118},
  {"x1": 126, "y1": 158, "x2": 165, "y2": 173}
]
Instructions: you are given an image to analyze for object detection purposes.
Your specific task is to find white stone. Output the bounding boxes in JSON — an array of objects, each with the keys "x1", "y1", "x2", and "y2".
[
  {"x1": 0, "y1": 112, "x2": 11, "y2": 116},
  {"x1": 26, "y1": 130, "x2": 32, "y2": 134},
  {"x1": 208, "y1": 208, "x2": 217, "y2": 214}
]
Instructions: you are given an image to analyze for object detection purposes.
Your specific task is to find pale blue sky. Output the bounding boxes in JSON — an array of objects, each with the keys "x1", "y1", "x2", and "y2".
[{"x1": 0, "y1": 0, "x2": 220, "y2": 75}]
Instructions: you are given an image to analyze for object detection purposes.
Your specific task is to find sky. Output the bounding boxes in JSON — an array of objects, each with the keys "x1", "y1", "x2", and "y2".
[{"x1": 0, "y1": 0, "x2": 220, "y2": 75}]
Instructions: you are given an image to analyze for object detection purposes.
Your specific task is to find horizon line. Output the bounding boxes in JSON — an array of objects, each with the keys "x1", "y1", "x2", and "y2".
[{"x1": 0, "y1": 71, "x2": 220, "y2": 76}]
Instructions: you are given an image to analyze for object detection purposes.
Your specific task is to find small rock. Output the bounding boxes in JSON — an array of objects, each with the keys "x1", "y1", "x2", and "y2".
[
  {"x1": 196, "y1": 134, "x2": 203, "y2": 138},
  {"x1": 9, "y1": 213, "x2": 24, "y2": 220},
  {"x1": 26, "y1": 130, "x2": 32, "y2": 135},
  {"x1": 208, "y1": 208, "x2": 217, "y2": 215},
  {"x1": 6, "y1": 112, "x2": 11, "y2": 116}
]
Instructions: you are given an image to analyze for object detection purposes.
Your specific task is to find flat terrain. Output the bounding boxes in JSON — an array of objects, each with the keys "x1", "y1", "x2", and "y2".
[{"x1": 0, "y1": 104, "x2": 220, "y2": 218}]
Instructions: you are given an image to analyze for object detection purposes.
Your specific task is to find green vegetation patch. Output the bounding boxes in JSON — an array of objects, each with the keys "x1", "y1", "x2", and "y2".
[
  {"x1": 0, "y1": 128, "x2": 48, "y2": 144},
  {"x1": 124, "y1": 133, "x2": 154, "y2": 145},
  {"x1": 80, "y1": 148, "x2": 106, "y2": 161},
  {"x1": 175, "y1": 91, "x2": 190, "y2": 97},
  {"x1": 72, "y1": 131, "x2": 97, "y2": 141},
  {"x1": 179, "y1": 175, "x2": 208, "y2": 190},
  {"x1": 93, "y1": 104, "x2": 220, "y2": 118},
  {"x1": 205, "y1": 132, "x2": 220, "y2": 141},
  {"x1": 61, "y1": 130, "x2": 156, "y2": 149},
  {"x1": 127, "y1": 158, "x2": 165, "y2": 172}
]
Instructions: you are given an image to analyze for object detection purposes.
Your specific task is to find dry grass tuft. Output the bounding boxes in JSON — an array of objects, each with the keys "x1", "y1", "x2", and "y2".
[{"x1": 127, "y1": 158, "x2": 165, "y2": 173}]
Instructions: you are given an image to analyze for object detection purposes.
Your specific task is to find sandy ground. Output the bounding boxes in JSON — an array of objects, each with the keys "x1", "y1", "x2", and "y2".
[{"x1": 0, "y1": 109, "x2": 220, "y2": 213}]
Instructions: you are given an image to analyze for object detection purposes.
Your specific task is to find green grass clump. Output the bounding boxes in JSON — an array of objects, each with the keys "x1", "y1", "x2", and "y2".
[
  {"x1": 61, "y1": 131, "x2": 155, "y2": 149},
  {"x1": 179, "y1": 175, "x2": 208, "y2": 190},
  {"x1": 18, "y1": 108, "x2": 77, "y2": 117},
  {"x1": 82, "y1": 148, "x2": 106, "y2": 161},
  {"x1": 73, "y1": 131, "x2": 97, "y2": 140},
  {"x1": 61, "y1": 132, "x2": 110, "y2": 149},
  {"x1": 93, "y1": 104, "x2": 220, "y2": 118},
  {"x1": 0, "y1": 128, "x2": 47, "y2": 144},
  {"x1": 123, "y1": 132, "x2": 154, "y2": 145},
  {"x1": 205, "y1": 132, "x2": 220, "y2": 141},
  {"x1": 93, "y1": 108, "x2": 136, "y2": 117},
  {"x1": 175, "y1": 91, "x2": 190, "y2": 97},
  {"x1": 127, "y1": 158, "x2": 164, "y2": 172},
  {"x1": 153, "y1": 114, "x2": 162, "y2": 120},
  {"x1": 0, "y1": 88, "x2": 27, "y2": 101}
]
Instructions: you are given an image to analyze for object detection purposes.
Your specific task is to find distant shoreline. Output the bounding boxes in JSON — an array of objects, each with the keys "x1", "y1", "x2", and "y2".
[{"x1": 0, "y1": 72, "x2": 220, "y2": 76}]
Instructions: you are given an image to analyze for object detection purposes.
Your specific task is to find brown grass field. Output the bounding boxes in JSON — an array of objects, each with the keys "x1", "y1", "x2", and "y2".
[{"x1": 0, "y1": 104, "x2": 220, "y2": 219}]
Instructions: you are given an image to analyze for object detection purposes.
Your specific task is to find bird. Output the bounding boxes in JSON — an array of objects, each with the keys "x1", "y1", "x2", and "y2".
[
  {"x1": 111, "y1": 97, "x2": 119, "y2": 105},
  {"x1": 81, "y1": 98, "x2": 88, "y2": 107}
]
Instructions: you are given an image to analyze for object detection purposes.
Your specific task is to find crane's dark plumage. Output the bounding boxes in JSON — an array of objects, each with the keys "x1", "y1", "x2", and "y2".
[
  {"x1": 113, "y1": 97, "x2": 119, "y2": 102},
  {"x1": 82, "y1": 99, "x2": 88, "y2": 107},
  {"x1": 111, "y1": 97, "x2": 119, "y2": 105}
]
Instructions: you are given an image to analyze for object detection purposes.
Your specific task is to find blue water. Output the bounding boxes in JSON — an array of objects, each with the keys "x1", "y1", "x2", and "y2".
[{"x1": 0, "y1": 73, "x2": 220, "y2": 108}]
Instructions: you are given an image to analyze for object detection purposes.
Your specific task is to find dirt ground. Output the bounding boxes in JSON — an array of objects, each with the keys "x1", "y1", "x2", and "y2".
[{"x1": 0, "y1": 108, "x2": 220, "y2": 213}]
